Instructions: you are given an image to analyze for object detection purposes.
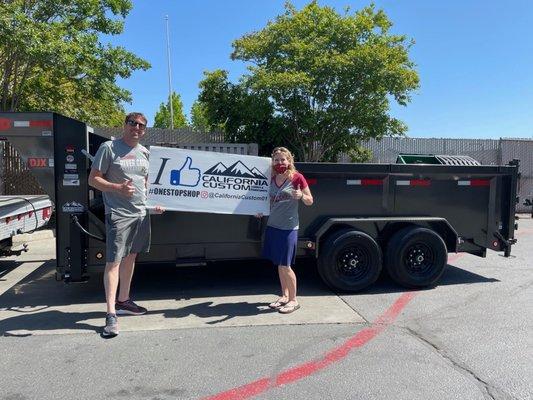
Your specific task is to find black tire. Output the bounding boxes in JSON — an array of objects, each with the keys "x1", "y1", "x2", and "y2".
[
  {"x1": 318, "y1": 230, "x2": 382, "y2": 292},
  {"x1": 385, "y1": 227, "x2": 448, "y2": 288}
]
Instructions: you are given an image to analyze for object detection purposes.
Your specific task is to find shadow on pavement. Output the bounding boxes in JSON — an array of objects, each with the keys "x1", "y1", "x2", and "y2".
[
  {"x1": 0, "y1": 257, "x2": 502, "y2": 336},
  {"x1": 0, "y1": 309, "x2": 101, "y2": 336},
  {"x1": 0, "y1": 258, "x2": 328, "y2": 309},
  {"x1": 159, "y1": 301, "x2": 273, "y2": 324},
  {"x1": 353, "y1": 263, "x2": 500, "y2": 295},
  {"x1": 0, "y1": 258, "x2": 55, "y2": 281}
]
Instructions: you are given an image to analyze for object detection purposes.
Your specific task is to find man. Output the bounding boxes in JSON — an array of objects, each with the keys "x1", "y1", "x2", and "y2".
[{"x1": 89, "y1": 112, "x2": 163, "y2": 337}]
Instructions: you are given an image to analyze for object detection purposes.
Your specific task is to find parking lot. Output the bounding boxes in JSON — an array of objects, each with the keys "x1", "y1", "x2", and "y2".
[{"x1": 0, "y1": 217, "x2": 532, "y2": 400}]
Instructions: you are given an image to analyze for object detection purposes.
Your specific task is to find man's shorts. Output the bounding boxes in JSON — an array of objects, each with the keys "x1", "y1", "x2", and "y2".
[{"x1": 105, "y1": 212, "x2": 151, "y2": 263}]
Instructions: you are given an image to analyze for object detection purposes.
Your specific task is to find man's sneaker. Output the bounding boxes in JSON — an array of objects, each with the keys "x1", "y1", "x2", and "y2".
[
  {"x1": 102, "y1": 313, "x2": 119, "y2": 337},
  {"x1": 115, "y1": 299, "x2": 147, "y2": 316}
]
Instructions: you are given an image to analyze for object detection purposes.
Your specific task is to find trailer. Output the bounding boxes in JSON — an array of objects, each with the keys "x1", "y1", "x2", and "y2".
[
  {"x1": 0, "y1": 195, "x2": 53, "y2": 256},
  {"x1": 0, "y1": 113, "x2": 520, "y2": 291}
]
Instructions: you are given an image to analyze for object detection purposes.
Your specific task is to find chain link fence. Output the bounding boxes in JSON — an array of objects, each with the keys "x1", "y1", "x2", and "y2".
[{"x1": 2, "y1": 133, "x2": 532, "y2": 212}]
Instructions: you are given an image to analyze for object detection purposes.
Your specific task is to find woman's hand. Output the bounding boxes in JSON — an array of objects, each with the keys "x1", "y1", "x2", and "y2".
[{"x1": 291, "y1": 185, "x2": 303, "y2": 200}]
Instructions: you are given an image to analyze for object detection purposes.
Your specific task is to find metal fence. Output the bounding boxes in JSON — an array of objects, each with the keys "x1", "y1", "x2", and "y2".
[
  {"x1": 2, "y1": 134, "x2": 532, "y2": 212},
  {"x1": 94, "y1": 127, "x2": 226, "y2": 145},
  {"x1": 0, "y1": 140, "x2": 45, "y2": 195}
]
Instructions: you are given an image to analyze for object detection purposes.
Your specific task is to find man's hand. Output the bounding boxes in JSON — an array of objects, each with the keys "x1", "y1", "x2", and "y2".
[
  {"x1": 118, "y1": 179, "x2": 135, "y2": 197},
  {"x1": 153, "y1": 205, "x2": 165, "y2": 214}
]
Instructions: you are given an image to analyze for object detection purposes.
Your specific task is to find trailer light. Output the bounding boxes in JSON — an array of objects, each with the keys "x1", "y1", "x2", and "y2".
[
  {"x1": 95, "y1": 252, "x2": 103, "y2": 260},
  {"x1": 306, "y1": 241, "x2": 315, "y2": 249},
  {"x1": 492, "y1": 240, "x2": 499, "y2": 248},
  {"x1": 42, "y1": 207, "x2": 51, "y2": 220}
]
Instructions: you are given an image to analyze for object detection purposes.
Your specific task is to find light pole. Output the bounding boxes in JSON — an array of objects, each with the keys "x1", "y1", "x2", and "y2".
[{"x1": 165, "y1": 15, "x2": 174, "y2": 129}]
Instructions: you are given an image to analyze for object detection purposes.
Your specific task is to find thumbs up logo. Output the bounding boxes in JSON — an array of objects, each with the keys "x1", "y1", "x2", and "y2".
[{"x1": 170, "y1": 157, "x2": 201, "y2": 187}]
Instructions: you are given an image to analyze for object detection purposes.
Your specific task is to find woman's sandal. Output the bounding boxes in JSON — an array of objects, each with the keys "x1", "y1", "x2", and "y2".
[
  {"x1": 268, "y1": 298, "x2": 288, "y2": 309},
  {"x1": 278, "y1": 303, "x2": 300, "y2": 314}
]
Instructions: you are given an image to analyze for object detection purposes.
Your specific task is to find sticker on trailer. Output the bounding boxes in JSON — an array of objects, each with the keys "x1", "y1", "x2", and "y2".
[
  {"x1": 42, "y1": 131, "x2": 52, "y2": 136},
  {"x1": 27, "y1": 158, "x2": 49, "y2": 168},
  {"x1": 65, "y1": 145, "x2": 75, "y2": 153},
  {"x1": 396, "y1": 179, "x2": 431, "y2": 186},
  {"x1": 66, "y1": 155, "x2": 75, "y2": 162},
  {"x1": 62, "y1": 202, "x2": 85, "y2": 213},
  {"x1": 13, "y1": 120, "x2": 52, "y2": 128},
  {"x1": 347, "y1": 179, "x2": 383, "y2": 186},
  {"x1": 0, "y1": 118, "x2": 11, "y2": 131},
  {"x1": 457, "y1": 180, "x2": 490, "y2": 187},
  {"x1": 49, "y1": 158, "x2": 54, "y2": 167},
  {"x1": 63, "y1": 173, "x2": 79, "y2": 180},
  {"x1": 65, "y1": 163, "x2": 77, "y2": 170},
  {"x1": 63, "y1": 179, "x2": 80, "y2": 186}
]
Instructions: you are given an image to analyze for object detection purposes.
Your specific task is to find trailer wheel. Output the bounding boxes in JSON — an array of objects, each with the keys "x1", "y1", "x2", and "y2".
[
  {"x1": 318, "y1": 230, "x2": 382, "y2": 292},
  {"x1": 385, "y1": 227, "x2": 447, "y2": 288}
]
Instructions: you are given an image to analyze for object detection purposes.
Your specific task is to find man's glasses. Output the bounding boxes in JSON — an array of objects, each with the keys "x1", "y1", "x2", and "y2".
[{"x1": 126, "y1": 120, "x2": 146, "y2": 129}]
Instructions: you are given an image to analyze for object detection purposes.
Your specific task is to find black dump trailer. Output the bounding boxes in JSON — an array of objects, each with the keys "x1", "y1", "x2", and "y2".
[{"x1": 0, "y1": 113, "x2": 520, "y2": 292}]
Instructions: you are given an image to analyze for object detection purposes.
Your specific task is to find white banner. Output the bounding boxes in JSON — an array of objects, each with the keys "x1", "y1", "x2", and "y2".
[{"x1": 147, "y1": 146, "x2": 271, "y2": 215}]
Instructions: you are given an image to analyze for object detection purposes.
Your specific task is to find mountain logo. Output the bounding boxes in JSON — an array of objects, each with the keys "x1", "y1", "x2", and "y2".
[{"x1": 204, "y1": 161, "x2": 268, "y2": 180}]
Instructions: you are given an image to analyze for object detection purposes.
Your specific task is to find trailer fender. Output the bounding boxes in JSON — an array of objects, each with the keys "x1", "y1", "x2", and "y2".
[{"x1": 314, "y1": 217, "x2": 459, "y2": 256}]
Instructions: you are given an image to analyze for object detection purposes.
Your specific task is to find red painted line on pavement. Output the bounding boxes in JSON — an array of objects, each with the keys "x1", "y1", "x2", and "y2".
[
  {"x1": 203, "y1": 252, "x2": 473, "y2": 400},
  {"x1": 202, "y1": 292, "x2": 418, "y2": 400}
]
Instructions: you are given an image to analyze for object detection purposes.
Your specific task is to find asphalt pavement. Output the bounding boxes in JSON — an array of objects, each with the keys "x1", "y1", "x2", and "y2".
[{"x1": 0, "y1": 217, "x2": 531, "y2": 400}]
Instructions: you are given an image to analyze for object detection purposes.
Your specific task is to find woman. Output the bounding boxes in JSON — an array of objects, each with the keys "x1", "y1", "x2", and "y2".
[{"x1": 260, "y1": 147, "x2": 313, "y2": 314}]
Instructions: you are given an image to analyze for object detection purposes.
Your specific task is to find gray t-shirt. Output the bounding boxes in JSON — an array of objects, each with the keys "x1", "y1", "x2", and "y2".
[
  {"x1": 266, "y1": 172, "x2": 308, "y2": 230},
  {"x1": 92, "y1": 139, "x2": 149, "y2": 217}
]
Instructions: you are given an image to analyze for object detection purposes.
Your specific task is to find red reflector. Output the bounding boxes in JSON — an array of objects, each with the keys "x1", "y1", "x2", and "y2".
[
  {"x1": 361, "y1": 179, "x2": 383, "y2": 186},
  {"x1": 471, "y1": 179, "x2": 490, "y2": 187},
  {"x1": 30, "y1": 120, "x2": 53, "y2": 128},
  {"x1": 42, "y1": 207, "x2": 51, "y2": 219},
  {"x1": 5, "y1": 216, "x2": 11, "y2": 224},
  {"x1": 0, "y1": 118, "x2": 11, "y2": 131},
  {"x1": 411, "y1": 179, "x2": 431, "y2": 186},
  {"x1": 17, "y1": 214, "x2": 23, "y2": 220},
  {"x1": 306, "y1": 178, "x2": 317, "y2": 185}
]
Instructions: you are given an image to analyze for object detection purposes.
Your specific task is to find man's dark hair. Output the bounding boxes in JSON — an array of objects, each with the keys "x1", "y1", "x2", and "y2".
[{"x1": 124, "y1": 112, "x2": 147, "y2": 125}]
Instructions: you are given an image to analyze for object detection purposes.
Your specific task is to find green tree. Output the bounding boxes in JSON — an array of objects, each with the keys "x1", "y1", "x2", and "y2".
[
  {"x1": 190, "y1": 100, "x2": 210, "y2": 131},
  {"x1": 347, "y1": 145, "x2": 373, "y2": 163},
  {"x1": 0, "y1": 0, "x2": 150, "y2": 127},
  {"x1": 153, "y1": 91, "x2": 187, "y2": 128},
  {"x1": 199, "y1": 1, "x2": 419, "y2": 161},
  {"x1": 197, "y1": 69, "x2": 285, "y2": 155}
]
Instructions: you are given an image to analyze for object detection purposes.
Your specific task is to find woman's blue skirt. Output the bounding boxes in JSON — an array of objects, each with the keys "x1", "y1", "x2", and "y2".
[{"x1": 262, "y1": 226, "x2": 298, "y2": 267}]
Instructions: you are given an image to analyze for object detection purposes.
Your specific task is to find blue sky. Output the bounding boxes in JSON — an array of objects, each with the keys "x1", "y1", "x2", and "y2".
[{"x1": 108, "y1": 0, "x2": 533, "y2": 139}]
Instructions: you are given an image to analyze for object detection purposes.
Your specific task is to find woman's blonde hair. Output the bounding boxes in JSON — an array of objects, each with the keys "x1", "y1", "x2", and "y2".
[{"x1": 271, "y1": 146, "x2": 297, "y2": 178}]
